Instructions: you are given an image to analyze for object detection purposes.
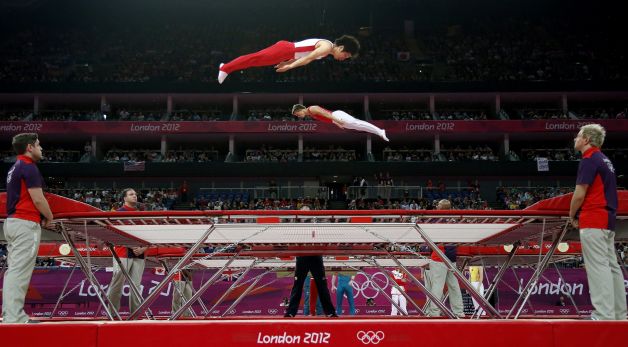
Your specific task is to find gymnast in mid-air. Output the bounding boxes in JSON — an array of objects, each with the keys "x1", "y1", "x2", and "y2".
[
  {"x1": 218, "y1": 35, "x2": 360, "y2": 84},
  {"x1": 291, "y1": 104, "x2": 389, "y2": 142}
]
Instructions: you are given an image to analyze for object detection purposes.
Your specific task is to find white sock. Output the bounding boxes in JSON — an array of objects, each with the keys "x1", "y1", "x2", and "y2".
[
  {"x1": 218, "y1": 63, "x2": 228, "y2": 84},
  {"x1": 381, "y1": 129, "x2": 389, "y2": 142}
]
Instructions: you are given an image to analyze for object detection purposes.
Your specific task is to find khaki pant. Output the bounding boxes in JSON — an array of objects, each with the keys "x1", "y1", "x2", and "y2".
[
  {"x1": 425, "y1": 261, "x2": 465, "y2": 317},
  {"x1": 172, "y1": 280, "x2": 194, "y2": 317},
  {"x1": 580, "y1": 228, "x2": 627, "y2": 320},
  {"x1": 107, "y1": 257, "x2": 145, "y2": 314},
  {"x1": 2, "y1": 218, "x2": 41, "y2": 323}
]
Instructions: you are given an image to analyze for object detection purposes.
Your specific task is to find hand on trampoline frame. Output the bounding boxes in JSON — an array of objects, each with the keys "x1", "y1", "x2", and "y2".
[
  {"x1": 132, "y1": 246, "x2": 148, "y2": 256},
  {"x1": 570, "y1": 218, "x2": 579, "y2": 229},
  {"x1": 41, "y1": 218, "x2": 54, "y2": 229}
]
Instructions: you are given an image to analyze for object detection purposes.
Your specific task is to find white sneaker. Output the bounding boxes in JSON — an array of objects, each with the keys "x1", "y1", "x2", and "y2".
[
  {"x1": 381, "y1": 129, "x2": 390, "y2": 142},
  {"x1": 218, "y1": 63, "x2": 228, "y2": 84}
]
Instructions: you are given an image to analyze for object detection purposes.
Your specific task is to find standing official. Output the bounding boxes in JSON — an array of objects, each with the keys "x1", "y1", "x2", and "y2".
[
  {"x1": 107, "y1": 188, "x2": 147, "y2": 314},
  {"x1": 2, "y1": 133, "x2": 53, "y2": 323},
  {"x1": 569, "y1": 124, "x2": 626, "y2": 320}
]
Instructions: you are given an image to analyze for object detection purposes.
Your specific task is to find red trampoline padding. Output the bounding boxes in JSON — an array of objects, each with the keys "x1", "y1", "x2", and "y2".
[
  {"x1": 350, "y1": 216, "x2": 373, "y2": 223},
  {"x1": 0, "y1": 192, "x2": 101, "y2": 216},
  {"x1": 47, "y1": 209, "x2": 575, "y2": 219},
  {"x1": 526, "y1": 190, "x2": 628, "y2": 213},
  {"x1": 36, "y1": 242, "x2": 583, "y2": 258},
  {"x1": 460, "y1": 242, "x2": 582, "y2": 256},
  {"x1": 36, "y1": 243, "x2": 188, "y2": 258},
  {"x1": 2, "y1": 190, "x2": 627, "y2": 219},
  {"x1": 0, "y1": 323, "x2": 98, "y2": 347},
  {"x1": 3, "y1": 320, "x2": 627, "y2": 347},
  {"x1": 37, "y1": 243, "x2": 111, "y2": 257},
  {"x1": 95, "y1": 320, "x2": 627, "y2": 347},
  {"x1": 257, "y1": 217, "x2": 280, "y2": 223},
  {"x1": 96, "y1": 320, "x2": 556, "y2": 347},
  {"x1": 552, "y1": 321, "x2": 628, "y2": 347}
]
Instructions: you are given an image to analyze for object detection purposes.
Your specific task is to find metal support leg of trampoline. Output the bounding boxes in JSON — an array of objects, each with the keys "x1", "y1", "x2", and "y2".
[
  {"x1": 130, "y1": 224, "x2": 215, "y2": 320},
  {"x1": 413, "y1": 224, "x2": 501, "y2": 318}
]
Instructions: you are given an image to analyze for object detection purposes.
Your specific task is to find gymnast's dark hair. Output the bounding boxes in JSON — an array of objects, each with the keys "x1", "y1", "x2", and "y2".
[{"x1": 334, "y1": 35, "x2": 360, "y2": 58}]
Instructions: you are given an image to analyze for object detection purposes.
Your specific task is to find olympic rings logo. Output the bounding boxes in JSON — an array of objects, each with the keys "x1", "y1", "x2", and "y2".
[
  {"x1": 352, "y1": 272, "x2": 390, "y2": 299},
  {"x1": 356, "y1": 331, "x2": 385, "y2": 345},
  {"x1": 268, "y1": 309, "x2": 278, "y2": 314},
  {"x1": 559, "y1": 308, "x2": 570, "y2": 314}
]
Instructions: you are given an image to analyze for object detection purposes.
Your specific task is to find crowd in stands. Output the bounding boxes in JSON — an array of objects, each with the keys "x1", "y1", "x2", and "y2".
[
  {"x1": 0, "y1": 111, "x2": 103, "y2": 121},
  {"x1": 0, "y1": 111, "x2": 30, "y2": 121},
  {"x1": 1, "y1": 147, "x2": 92, "y2": 163},
  {"x1": 303, "y1": 146, "x2": 357, "y2": 161},
  {"x1": 569, "y1": 108, "x2": 627, "y2": 120},
  {"x1": 384, "y1": 148, "x2": 434, "y2": 162},
  {"x1": 104, "y1": 149, "x2": 161, "y2": 163},
  {"x1": 513, "y1": 109, "x2": 568, "y2": 120},
  {"x1": 348, "y1": 195, "x2": 487, "y2": 211},
  {"x1": 245, "y1": 108, "x2": 295, "y2": 121},
  {"x1": 434, "y1": 110, "x2": 488, "y2": 121},
  {"x1": 2, "y1": 143, "x2": 623, "y2": 165},
  {"x1": 520, "y1": 148, "x2": 578, "y2": 161},
  {"x1": 372, "y1": 107, "x2": 628, "y2": 121},
  {"x1": 245, "y1": 146, "x2": 298, "y2": 162},
  {"x1": 193, "y1": 192, "x2": 327, "y2": 211},
  {"x1": 244, "y1": 146, "x2": 357, "y2": 162},
  {"x1": 114, "y1": 109, "x2": 163, "y2": 121},
  {"x1": 424, "y1": 18, "x2": 626, "y2": 82},
  {"x1": 347, "y1": 174, "x2": 486, "y2": 210},
  {"x1": 515, "y1": 147, "x2": 625, "y2": 162},
  {"x1": 32, "y1": 111, "x2": 103, "y2": 121},
  {"x1": 169, "y1": 110, "x2": 224, "y2": 121},
  {"x1": 440, "y1": 144, "x2": 498, "y2": 161},
  {"x1": 163, "y1": 149, "x2": 219, "y2": 162},
  {"x1": 50, "y1": 188, "x2": 178, "y2": 211},
  {"x1": 2, "y1": 106, "x2": 624, "y2": 122},
  {"x1": 40, "y1": 148, "x2": 83, "y2": 162},
  {"x1": 3, "y1": 110, "x2": 167, "y2": 122},
  {"x1": 383, "y1": 144, "x2": 497, "y2": 162},
  {"x1": 104, "y1": 148, "x2": 219, "y2": 163},
  {"x1": 0, "y1": 109, "x2": 230, "y2": 121},
  {"x1": 382, "y1": 145, "x2": 626, "y2": 163},
  {"x1": 496, "y1": 186, "x2": 573, "y2": 210},
  {"x1": 374, "y1": 109, "x2": 433, "y2": 121},
  {"x1": 9, "y1": 180, "x2": 600, "y2": 214},
  {"x1": 2, "y1": 3, "x2": 625, "y2": 85}
]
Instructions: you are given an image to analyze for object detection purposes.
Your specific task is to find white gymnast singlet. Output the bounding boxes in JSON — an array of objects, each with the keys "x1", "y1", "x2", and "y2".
[{"x1": 293, "y1": 39, "x2": 333, "y2": 59}]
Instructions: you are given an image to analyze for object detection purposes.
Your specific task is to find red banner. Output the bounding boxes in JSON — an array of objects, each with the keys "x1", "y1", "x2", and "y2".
[
  {"x1": 0, "y1": 120, "x2": 626, "y2": 136},
  {"x1": 2, "y1": 319, "x2": 627, "y2": 347}
]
